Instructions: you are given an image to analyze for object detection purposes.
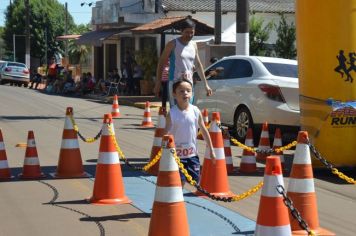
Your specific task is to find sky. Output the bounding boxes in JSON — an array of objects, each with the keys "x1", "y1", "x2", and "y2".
[{"x1": 0, "y1": 0, "x2": 93, "y2": 27}]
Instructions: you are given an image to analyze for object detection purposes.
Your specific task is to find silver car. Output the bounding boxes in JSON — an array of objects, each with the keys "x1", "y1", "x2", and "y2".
[
  {"x1": 0, "y1": 61, "x2": 30, "y2": 87},
  {"x1": 194, "y1": 55, "x2": 300, "y2": 143}
]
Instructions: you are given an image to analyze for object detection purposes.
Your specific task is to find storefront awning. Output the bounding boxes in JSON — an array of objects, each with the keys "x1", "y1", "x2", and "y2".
[
  {"x1": 76, "y1": 27, "x2": 132, "y2": 46},
  {"x1": 131, "y1": 16, "x2": 214, "y2": 36}
]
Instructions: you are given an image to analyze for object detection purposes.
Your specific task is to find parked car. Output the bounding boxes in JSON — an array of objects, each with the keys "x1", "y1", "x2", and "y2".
[
  {"x1": 193, "y1": 55, "x2": 300, "y2": 143},
  {"x1": 0, "y1": 61, "x2": 30, "y2": 87}
]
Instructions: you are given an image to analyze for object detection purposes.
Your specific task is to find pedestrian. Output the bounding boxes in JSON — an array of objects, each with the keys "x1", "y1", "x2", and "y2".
[
  {"x1": 29, "y1": 69, "x2": 42, "y2": 89},
  {"x1": 154, "y1": 18, "x2": 212, "y2": 107},
  {"x1": 133, "y1": 61, "x2": 143, "y2": 95},
  {"x1": 164, "y1": 78, "x2": 216, "y2": 186},
  {"x1": 46, "y1": 57, "x2": 58, "y2": 89}
]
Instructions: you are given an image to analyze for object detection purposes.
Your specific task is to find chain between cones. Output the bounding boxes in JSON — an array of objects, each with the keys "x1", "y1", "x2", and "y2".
[
  {"x1": 69, "y1": 114, "x2": 102, "y2": 143},
  {"x1": 308, "y1": 142, "x2": 356, "y2": 185},
  {"x1": 106, "y1": 124, "x2": 162, "y2": 171},
  {"x1": 276, "y1": 185, "x2": 316, "y2": 236}
]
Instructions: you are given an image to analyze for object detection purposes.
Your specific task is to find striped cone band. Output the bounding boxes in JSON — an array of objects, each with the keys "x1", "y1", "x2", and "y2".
[
  {"x1": 148, "y1": 135, "x2": 189, "y2": 236},
  {"x1": 111, "y1": 95, "x2": 120, "y2": 117},
  {"x1": 272, "y1": 128, "x2": 285, "y2": 168},
  {"x1": 0, "y1": 129, "x2": 11, "y2": 178},
  {"x1": 147, "y1": 107, "x2": 166, "y2": 175},
  {"x1": 223, "y1": 129, "x2": 233, "y2": 173},
  {"x1": 142, "y1": 101, "x2": 154, "y2": 127},
  {"x1": 89, "y1": 113, "x2": 131, "y2": 205},
  {"x1": 255, "y1": 155, "x2": 291, "y2": 236},
  {"x1": 20, "y1": 131, "x2": 44, "y2": 179},
  {"x1": 240, "y1": 128, "x2": 257, "y2": 173},
  {"x1": 199, "y1": 112, "x2": 233, "y2": 197},
  {"x1": 202, "y1": 108, "x2": 209, "y2": 126},
  {"x1": 257, "y1": 122, "x2": 270, "y2": 161},
  {"x1": 55, "y1": 107, "x2": 85, "y2": 178},
  {"x1": 286, "y1": 131, "x2": 335, "y2": 235}
]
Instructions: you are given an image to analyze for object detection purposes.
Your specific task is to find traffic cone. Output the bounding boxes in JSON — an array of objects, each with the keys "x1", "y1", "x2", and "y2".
[
  {"x1": 198, "y1": 112, "x2": 233, "y2": 197},
  {"x1": 0, "y1": 129, "x2": 12, "y2": 179},
  {"x1": 223, "y1": 128, "x2": 234, "y2": 174},
  {"x1": 147, "y1": 107, "x2": 166, "y2": 175},
  {"x1": 89, "y1": 114, "x2": 131, "y2": 205},
  {"x1": 197, "y1": 108, "x2": 209, "y2": 140},
  {"x1": 19, "y1": 131, "x2": 45, "y2": 179},
  {"x1": 239, "y1": 128, "x2": 257, "y2": 173},
  {"x1": 111, "y1": 95, "x2": 121, "y2": 118},
  {"x1": 272, "y1": 128, "x2": 285, "y2": 170},
  {"x1": 141, "y1": 101, "x2": 154, "y2": 127},
  {"x1": 54, "y1": 107, "x2": 87, "y2": 178},
  {"x1": 287, "y1": 131, "x2": 335, "y2": 235},
  {"x1": 256, "y1": 122, "x2": 270, "y2": 162},
  {"x1": 148, "y1": 135, "x2": 189, "y2": 236},
  {"x1": 255, "y1": 155, "x2": 292, "y2": 236}
]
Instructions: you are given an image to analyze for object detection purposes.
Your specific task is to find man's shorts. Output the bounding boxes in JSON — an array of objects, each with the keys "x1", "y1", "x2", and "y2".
[{"x1": 179, "y1": 156, "x2": 200, "y2": 184}]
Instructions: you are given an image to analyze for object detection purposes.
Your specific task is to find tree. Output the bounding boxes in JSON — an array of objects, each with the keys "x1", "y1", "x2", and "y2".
[
  {"x1": 275, "y1": 14, "x2": 297, "y2": 59},
  {"x1": 67, "y1": 24, "x2": 91, "y2": 66},
  {"x1": 2, "y1": 0, "x2": 75, "y2": 63},
  {"x1": 249, "y1": 15, "x2": 273, "y2": 56}
]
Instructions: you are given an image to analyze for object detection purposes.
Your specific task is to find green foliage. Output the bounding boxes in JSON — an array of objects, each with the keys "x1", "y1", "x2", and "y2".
[
  {"x1": 67, "y1": 24, "x2": 91, "y2": 65},
  {"x1": 275, "y1": 14, "x2": 297, "y2": 59},
  {"x1": 2, "y1": 0, "x2": 75, "y2": 62},
  {"x1": 249, "y1": 16, "x2": 273, "y2": 56},
  {"x1": 134, "y1": 46, "x2": 158, "y2": 81}
]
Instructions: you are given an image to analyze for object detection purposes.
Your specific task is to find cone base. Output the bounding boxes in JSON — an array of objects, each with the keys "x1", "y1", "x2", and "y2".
[
  {"x1": 53, "y1": 172, "x2": 89, "y2": 179},
  {"x1": 19, "y1": 173, "x2": 45, "y2": 179},
  {"x1": 88, "y1": 196, "x2": 132, "y2": 205},
  {"x1": 0, "y1": 175, "x2": 14, "y2": 180},
  {"x1": 292, "y1": 228, "x2": 335, "y2": 236},
  {"x1": 111, "y1": 113, "x2": 121, "y2": 118},
  {"x1": 226, "y1": 165, "x2": 234, "y2": 174},
  {"x1": 141, "y1": 124, "x2": 155, "y2": 128}
]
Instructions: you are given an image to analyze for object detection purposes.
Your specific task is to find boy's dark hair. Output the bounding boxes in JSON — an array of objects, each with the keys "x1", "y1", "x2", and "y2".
[
  {"x1": 180, "y1": 18, "x2": 196, "y2": 31},
  {"x1": 172, "y1": 78, "x2": 193, "y2": 92}
]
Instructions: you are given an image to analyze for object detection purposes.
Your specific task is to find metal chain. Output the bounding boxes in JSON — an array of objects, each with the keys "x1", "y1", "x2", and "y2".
[
  {"x1": 69, "y1": 115, "x2": 102, "y2": 143},
  {"x1": 216, "y1": 123, "x2": 297, "y2": 154},
  {"x1": 106, "y1": 124, "x2": 162, "y2": 172},
  {"x1": 308, "y1": 142, "x2": 356, "y2": 184},
  {"x1": 276, "y1": 185, "x2": 316, "y2": 236},
  {"x1": 172, "y1": 149, "x2": 263, "y2": 202}
]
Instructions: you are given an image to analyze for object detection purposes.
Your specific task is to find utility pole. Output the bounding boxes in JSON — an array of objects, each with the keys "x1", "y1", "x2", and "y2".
[
  {"x1": 236, "y1": 0, "x2": 249, "y2": 55},
  {"x1": 65, "y1": 2, "x2": 68, "y2": 61},
  {"x1": 214, "y1": 0, "x2": 221, "y2": 44},
  {"x1": 25, "y1": 0, "x2": 31, "y2": 67}
]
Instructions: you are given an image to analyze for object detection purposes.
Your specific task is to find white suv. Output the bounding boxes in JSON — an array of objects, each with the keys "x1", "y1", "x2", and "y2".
[{"x1": 194, "y1": 55, "x2": 300, "y2": 142}]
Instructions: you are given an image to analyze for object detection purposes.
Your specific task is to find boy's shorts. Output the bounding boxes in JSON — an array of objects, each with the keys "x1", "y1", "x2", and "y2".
[{"x1": 179, "y1": 156, "x2": 200, "y2": 184}]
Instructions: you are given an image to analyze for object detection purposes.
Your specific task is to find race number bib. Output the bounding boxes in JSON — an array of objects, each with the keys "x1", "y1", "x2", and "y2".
[{"x1": 176, "y1": 144, "x2": 196, "y2": 158}]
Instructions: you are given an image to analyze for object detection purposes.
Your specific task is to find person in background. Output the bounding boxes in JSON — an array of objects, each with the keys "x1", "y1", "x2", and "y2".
[
  {"x1": 29, "y1": 69, "x2": 42, "y2": 89},
  {"x1": 46, "y1": 57, "x2": 58, "y2": 89},
  {"x1": 160, "y1": 59, "x2": 170, "y2": 109},
  {"x1": 154, "y1": 18, "x2": 212, "y2": 106},
  {"x1": 164, "y1": 78, "x2": 216, "y2": 186},
  {"x1": 133, "y1": 61, "x2": 143, "y2": 95}
]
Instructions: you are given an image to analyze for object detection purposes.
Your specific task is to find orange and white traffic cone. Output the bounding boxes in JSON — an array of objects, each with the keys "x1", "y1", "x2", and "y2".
[
  {"x1": 256, "y1": 122, "x2": 271, "y2": 162},
  {"x1": 148, "y1": 135, "x2": 189, "y2": 236},
  {"x1": 287, "y1": 131, "x2": 335, "y2": 235},
  {"x1": 239, "y1": 128, "x2": 257, "y2": 173},
  {"x1": 197, "y1": 108, "x2": 209, "y2": 140},
  {"x1": 255, "y1": 155, "x2": 292, "y2": 236},
  {"x1": 198, "y1": 112, "x2": 233, "y2": 197},
  {"x1": 223, "y1": 128, "x2": 234, "y2": 174},
  {"x1": 147, "y1": 107, "x2": 166, "y2": 175},
  {"x1": 19, "y1": 131, "x2": 45, "y2": 179},
  {"x1": 54, "y1": 107, "x2": 87, "y2": 178},
  {"x1": 141, "y1": 101, "x2": 154, "y2": 128},
  {"x1": 0, "y1": 129, "x2": 12, "y2": 179},
  {"x1": 111, "y1": 95, "x2": 121, "y2": 118},
  {"x1": 89, "y1": 114, "x2": 131, "y2": 205},
  {"x1": 272, "y1": 128, "x2": 285, "y2": 170}
]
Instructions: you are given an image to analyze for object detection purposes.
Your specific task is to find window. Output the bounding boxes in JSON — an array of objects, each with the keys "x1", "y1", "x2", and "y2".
[
  {"x1": 206, "y1": 60, "x2": 231, "y2": 80},
  {"x1": 227, "y1": 59, "x2": 253, "y2": 79},
  {"x1": 263, "y1": 62, "x2": 298, "y2": 78}
]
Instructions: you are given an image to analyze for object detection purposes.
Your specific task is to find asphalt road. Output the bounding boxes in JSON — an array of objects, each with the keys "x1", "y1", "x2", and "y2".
[{"x1": 0, "y1": 85, "x2": 355, "y2": 236}]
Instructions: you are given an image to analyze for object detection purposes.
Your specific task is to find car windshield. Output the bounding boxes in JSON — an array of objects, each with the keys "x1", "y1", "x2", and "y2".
[{"x1": 263, "y1": 62, "x2": 298, "y2": 78}]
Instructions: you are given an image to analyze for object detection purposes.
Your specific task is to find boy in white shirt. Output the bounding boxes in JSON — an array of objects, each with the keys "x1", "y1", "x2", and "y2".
[{"x1": 165, "y1": 78, "x2": 216, "y2": 186}]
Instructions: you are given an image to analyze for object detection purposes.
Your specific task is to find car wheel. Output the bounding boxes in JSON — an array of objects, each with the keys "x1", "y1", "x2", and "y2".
[{"x1": 234, "y1": 107, "x2": 253, "y2": 142}]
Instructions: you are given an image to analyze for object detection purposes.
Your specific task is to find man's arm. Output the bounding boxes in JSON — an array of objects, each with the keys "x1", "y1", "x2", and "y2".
[
  {"x1": 154, "y1": 40, "x2": 174, "y2": 97},
  {"x1": 194, "y1": 43, "x2": 212, "y2": 96}
]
